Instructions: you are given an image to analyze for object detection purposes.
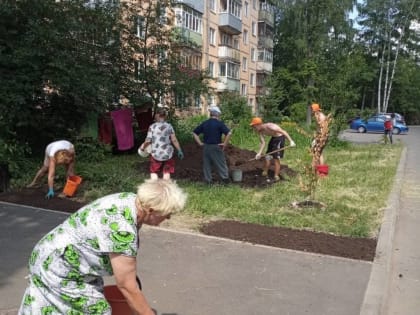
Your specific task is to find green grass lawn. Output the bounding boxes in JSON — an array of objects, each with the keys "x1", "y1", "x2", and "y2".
[{"x1": 14, "y1": 122, "x2": 403, "y2": 239}]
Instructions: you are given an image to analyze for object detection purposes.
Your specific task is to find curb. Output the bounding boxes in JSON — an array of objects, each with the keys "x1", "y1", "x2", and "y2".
[{"x1": 359, "y1": 147, "x2": 406, "y2": 315}]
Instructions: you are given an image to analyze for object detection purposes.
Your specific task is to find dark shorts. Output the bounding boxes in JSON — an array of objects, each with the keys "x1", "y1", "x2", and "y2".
[
  {"x1": 150, "y1": 156, "x2": 175, "y2": 174},
  {"x1": 267, "y1": 136, "x2": 285, "y2": 159}
]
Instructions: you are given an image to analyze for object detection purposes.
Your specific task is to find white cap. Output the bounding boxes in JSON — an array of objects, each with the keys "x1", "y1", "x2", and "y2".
[{"x1": 208, "y1": 106, "x2": 221, "y2": 115}]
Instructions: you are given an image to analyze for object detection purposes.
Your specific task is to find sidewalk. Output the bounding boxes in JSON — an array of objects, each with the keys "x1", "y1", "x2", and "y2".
[{"x1": 1, "y1": 128, "x2": 419, "y2": 315}]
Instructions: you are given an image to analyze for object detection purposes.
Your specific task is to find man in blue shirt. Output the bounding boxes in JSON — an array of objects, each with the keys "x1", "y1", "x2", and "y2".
[{"x1": 193, "y1": 106, "x2": 232, "y2": 184}]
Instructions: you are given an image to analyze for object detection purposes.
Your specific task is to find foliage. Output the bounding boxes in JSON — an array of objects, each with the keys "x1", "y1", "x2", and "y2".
[
  {"x1": 218, "y1": 92, "x2": 252, "y2": 124},
  {"x1": 389, "y1": 56, "x2": 420, "y2": 123},
  {"x1": 170, "y1": 114, "x2": 207, "y2": 145},
  {"x1": 118, "y1": 0, "x2": 210, "y2": 112},
  {"x1": 74, "y1": 138, "x2": 113, "y2": 163},
  {"x1": 0, "y1": 138, "x2": 31, "y2": 175},
  {"x1": 357, "y1": 0, "x2": 420, "y2": 113},
  {"x1": 271, "y1": 0, "x2": 419, "y2": 122},
  {"x1": 0, "y1": 0, "x2": 119, "y2": 152}
]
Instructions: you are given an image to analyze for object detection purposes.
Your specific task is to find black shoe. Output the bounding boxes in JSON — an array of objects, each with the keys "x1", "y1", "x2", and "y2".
[{"x1": 222, "y1": 178, "x2": 230, "y2": 185}]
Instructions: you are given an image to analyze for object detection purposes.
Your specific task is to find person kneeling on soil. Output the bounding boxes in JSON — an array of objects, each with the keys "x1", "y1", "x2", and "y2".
[
  {"x1": 27, "y1": 140, "x2": 76, "y2": 199},
  {"x1": 18, "y1": 179, "x2": 187, "y2": 315},
  {"x1": 250, "y1": 117, "x2": 296, "y2": 182}
]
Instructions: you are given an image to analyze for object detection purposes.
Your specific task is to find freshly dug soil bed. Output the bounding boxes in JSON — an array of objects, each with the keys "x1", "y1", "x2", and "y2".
[
  {"x1": 0, "y1": 143, "x2": 377, "y2": 261},
  {"x1": 200, "y1": 220, "x2": 376, "y2": 261},
  {"x1": 138, "y1": 143, "x2": 298, "y2": 187}
]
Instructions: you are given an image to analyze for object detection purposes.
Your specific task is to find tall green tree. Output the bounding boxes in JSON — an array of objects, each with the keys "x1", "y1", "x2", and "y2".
[
  {"x1": 357, "y1": 0, "x2": 420, "y2": 113},
  {"x1": 271, "y1": 0, "x2": 358, "y2": 118},
  {"x1": 0, "y1": 0, "x2": 119, "y2": 153}
]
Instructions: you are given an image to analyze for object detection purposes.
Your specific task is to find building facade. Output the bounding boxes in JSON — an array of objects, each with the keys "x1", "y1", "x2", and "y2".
[{"x1": 171, "y1": 0, "x2": 274, "y2": 114}]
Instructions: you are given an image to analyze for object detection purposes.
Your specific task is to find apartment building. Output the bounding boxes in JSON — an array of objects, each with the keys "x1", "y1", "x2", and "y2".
[{"x1": 172, "y1": 0, "x2": 275, "y2": 113}]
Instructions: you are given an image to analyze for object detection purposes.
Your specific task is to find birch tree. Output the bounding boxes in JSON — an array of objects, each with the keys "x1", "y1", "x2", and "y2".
[{"x1": 357, "y1": 0, "x2": 419, "y2": 113}]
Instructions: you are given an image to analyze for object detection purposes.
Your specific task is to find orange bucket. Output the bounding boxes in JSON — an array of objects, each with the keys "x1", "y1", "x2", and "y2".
[
  {"x1": 316, "y1": 164, "x2": 329, "y2": 177},
  {"x1": 104, "y1": 285, "x2": 132, "y2": 315},
  {"x1": 63, "y1": 175, "x2": 82, "y2": 197}
]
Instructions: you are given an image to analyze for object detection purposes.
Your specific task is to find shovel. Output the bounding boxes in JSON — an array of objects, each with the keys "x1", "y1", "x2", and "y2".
[{"x1": 247, "y1": 145, "x2": 292, "y2": 162}]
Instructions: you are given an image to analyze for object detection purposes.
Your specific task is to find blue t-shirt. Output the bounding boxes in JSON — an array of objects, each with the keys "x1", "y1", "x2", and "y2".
[{"x1": 193, "y1": 118, "x2": 230, "y2": 144}]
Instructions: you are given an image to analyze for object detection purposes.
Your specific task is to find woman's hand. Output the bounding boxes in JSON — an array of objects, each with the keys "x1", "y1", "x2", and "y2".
[{"x1": 45, "y1": 187, "x2": 54, "y2": 199}]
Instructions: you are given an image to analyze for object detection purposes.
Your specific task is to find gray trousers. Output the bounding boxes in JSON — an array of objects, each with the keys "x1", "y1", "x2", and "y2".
[{"x1": 203, "y1": 144, "x2": 229, "y2": 183}]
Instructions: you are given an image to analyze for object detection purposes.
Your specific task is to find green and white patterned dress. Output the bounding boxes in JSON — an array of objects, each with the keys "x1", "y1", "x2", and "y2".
[{"x1": 18, "y1": 192, "x2": 138, "y2": 315}]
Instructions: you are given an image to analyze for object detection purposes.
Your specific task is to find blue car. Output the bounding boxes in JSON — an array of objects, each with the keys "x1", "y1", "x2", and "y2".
[{"x1": 350, "y1": 115, "x2": 409, "y2": 134}]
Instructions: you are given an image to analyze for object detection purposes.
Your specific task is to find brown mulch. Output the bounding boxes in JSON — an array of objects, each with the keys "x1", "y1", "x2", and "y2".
[{"x1": 0, "y1": 143, "x2": 377, "y2": 261}]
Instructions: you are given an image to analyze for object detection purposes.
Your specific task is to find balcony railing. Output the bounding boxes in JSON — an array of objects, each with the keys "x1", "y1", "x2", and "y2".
[
  {"x1": 258, "y1": 9, "x2": 274, "y2": 26},
  {"x1": 256, "y1": 61, "x2": 273, "y2": 73},
  {"x1": 216, "y1": 76, "x2": 240, "y2": 92},
  {"x1": 218, "y1": 45, "x2": 240, "y2": 61},
  {"x1": 173, "y1": 27, "x2": 203, "y2": 47},
  {"x1": 257, "y1": 36, "x2": 274, "y2": 49},
  {"x1": 218, "y1": 12, "x2": 242, "y2": 35}
]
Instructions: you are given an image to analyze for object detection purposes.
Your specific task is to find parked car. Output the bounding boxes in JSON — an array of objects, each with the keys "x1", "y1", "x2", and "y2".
[
  {"x1": 349, "y1": 115, "x2": 409, "y2": 134},
  {"x1": 379, "y1": 112, "x2": 405, "y2": 124}
]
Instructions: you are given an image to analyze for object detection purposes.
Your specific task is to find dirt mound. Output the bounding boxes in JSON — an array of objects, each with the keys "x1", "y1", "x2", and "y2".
[{"x1": 138, "y1": 143, "x2": 298, "y2": 187}]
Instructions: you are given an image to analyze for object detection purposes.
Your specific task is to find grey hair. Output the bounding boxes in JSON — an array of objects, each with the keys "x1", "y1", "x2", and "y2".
[{"x1": 136, "y1": 179, "x2": 187, "y2": 216}]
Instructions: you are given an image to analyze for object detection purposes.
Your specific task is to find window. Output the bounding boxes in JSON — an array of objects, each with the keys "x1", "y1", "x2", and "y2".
[
  {"x1": 208, "y1": 95, "x2": 216, "y2": 106},
  {"x1": 136, "y1": 16, "x2": 145, "y2": 38},
  {"x1": 134, "y1": 60, "x2": 145, "y2": 81},
  {"x1": 233, "y1": 38, "x2": 239, "y2": 49},
  {"x1": 159, "y1": 4, "x2": 167, "y2": 25},
  {"x1": 209, "y1": 0, "x2": 216, "y2": 11},
  {"x1": 251, "y1": 47, "x2": 256, "y2": 61},
  {"x1": 250, "y1": 73, "x2": 255, "y2": 86},
  {"x1": 253, "y1": 0, "x2": 257, "y2": 10},
  {"x1": 258, "y1": 49, "x2": 273, "y2": 62},
  {"x1": 248, "y1": 98, "x2": 254, "y2": 106},
  {"x1": 209, "y1": 28, "x2": 216, "y2": 45},
  {"x1": 243, "y1": 29, "x2": 248, "y2": 45},
  {"x1": 220, "y1": 0, "x2": 241, "y2": 18},
  {"x1": 242, "y1": 57, "x2": 247, "y2": 71},
  {"x1": 219, "y1": 62, "x2": 239, "y2": 79},
  {"x1": 251, "y1": 21, "x2": 256, "y2": 36},
  {"x1": 221, "y1": 33, "x2": 231, "y2": 46},
  {"x1": 244, "y1": 1, "x2": 249, "y2": 17},
  {"x1": 208, "y1": 61, "x2": 214, "y2": 77},
  {"x1": 241, "y1": 83, "x2": 247, "y2": 96},
  {"x1": 174, "y1": 6, "x2": 203, "y2": 34}
]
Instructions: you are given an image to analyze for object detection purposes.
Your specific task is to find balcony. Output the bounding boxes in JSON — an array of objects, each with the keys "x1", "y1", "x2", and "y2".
[
  {"x1": 173, "y1": 27, "x2": 203, "y2": 47},
  {"x1": 218, "y1": 12, "x2": 242, "y2": 35},
  {"x1": 257, "y1": 36, "x2": 274, "y2": 49},
  {"x1": 216, "y1": 77, "x2": 240, "y2": 92},
  {"x1": 256, "y1": 61, "x2": 272, "y2": 73},
  {"x1": 256, "y1": 86, "x2": 269, "y2": 96},
  {"x1": 218, "y1": 45, "x2": 240, "y2": 62},
  {"x1": 258, "y1": 8, "x2": 274, "y2": 26}
]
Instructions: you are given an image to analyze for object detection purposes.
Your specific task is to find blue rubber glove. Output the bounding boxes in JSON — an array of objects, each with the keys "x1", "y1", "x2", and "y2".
[
  {"x1": 45, "y1": 187, "x2": 54, "y2": 199},
  {"x1": 177, "y1": 150, "x2": 184, "y2": 160}
]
